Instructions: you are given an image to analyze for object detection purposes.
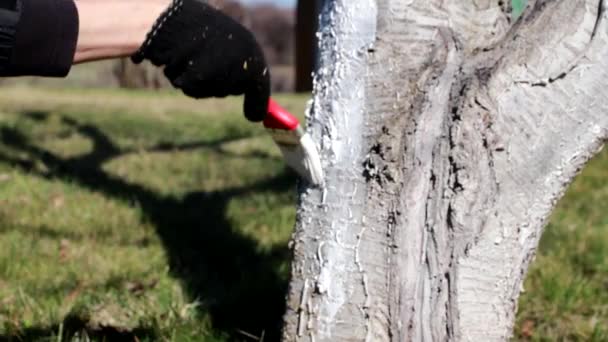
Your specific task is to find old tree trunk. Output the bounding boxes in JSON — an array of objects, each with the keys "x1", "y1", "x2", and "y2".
[{"x1": 282, "y1": 0, "x2": 608, "y2": 341}]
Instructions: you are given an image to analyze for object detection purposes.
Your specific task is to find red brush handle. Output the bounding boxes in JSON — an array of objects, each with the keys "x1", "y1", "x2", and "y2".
[{"x1": 264, "y1": 98, "x2": 300, "y2": 131}]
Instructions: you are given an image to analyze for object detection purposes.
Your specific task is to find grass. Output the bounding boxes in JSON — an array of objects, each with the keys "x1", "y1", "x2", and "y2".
[
  {"x1": 0, "y1": 86, "x2": 306, "y2": 341},
  {"x1": 0, "y1": 86, "x2": 605, "y2": 341},
  {"x1": 514, "y1": 147, "x2": 608, "y2": 341}
]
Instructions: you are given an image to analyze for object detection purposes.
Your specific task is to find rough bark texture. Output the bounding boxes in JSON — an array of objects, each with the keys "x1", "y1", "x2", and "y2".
[{"x1": 283, "y1": 0, "x2": 608, "y2": 341}]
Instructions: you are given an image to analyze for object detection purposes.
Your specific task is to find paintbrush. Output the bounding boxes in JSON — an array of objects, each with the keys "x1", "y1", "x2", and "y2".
[{"x1": 264, "y1": 98, "x2": 324, "y2": 186}]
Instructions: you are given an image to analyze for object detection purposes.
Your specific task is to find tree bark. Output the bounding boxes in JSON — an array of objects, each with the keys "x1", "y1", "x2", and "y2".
[{"x1": 283, "y1": 0, "x2": 608, "y2": 341}]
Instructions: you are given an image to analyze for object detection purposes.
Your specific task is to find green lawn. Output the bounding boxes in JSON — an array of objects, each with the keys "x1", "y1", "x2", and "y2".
[
  {"x1": 515, "y1": 146, "x2": 608, "y2": 340},
  {"x1": 0, "y1": 86, "x2": 605, "y2": 341}
]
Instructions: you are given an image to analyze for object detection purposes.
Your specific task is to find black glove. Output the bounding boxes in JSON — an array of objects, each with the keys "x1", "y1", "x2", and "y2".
[{"x1": 132, "y1": 0, "x2": 270, "y2": 122}]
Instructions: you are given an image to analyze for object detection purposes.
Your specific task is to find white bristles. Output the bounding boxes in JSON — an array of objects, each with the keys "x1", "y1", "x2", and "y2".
[
  {"x1": 297, "y1": 133, "x2": 325, "y2": 186},
  {"x1": 271, "y1": 131, "x2": 325, "y2": 187}
]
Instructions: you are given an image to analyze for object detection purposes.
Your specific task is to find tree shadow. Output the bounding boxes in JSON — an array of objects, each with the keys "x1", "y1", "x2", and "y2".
[
  {"x1": 0, "y1": 316, "x2": 156, "y2": 342},
  {"x1": 0, "y1": 111, "x2": 297, "y2": 341}
]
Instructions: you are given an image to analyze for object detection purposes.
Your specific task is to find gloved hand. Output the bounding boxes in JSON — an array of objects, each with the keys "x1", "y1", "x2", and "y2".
[{"x1": 132, "y1": 0, "x2": 270, "y2": 122}]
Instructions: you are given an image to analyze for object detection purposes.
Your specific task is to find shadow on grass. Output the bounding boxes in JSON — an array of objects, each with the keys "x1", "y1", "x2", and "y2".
[
  {"x1": 0, "y1": 315, "x2": 156, "y2": 342},
  {"x1": 0, "y1": 111, "x2": 297, "y2": 341}
]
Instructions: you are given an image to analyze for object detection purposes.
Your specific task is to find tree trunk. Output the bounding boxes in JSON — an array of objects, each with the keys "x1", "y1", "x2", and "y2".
[
  {"x1": 283, "y1": 0, "x2": 608, "y2": 341},
  {"x1": 295, "y1": 0, "x2": 318, "y2": 92}
]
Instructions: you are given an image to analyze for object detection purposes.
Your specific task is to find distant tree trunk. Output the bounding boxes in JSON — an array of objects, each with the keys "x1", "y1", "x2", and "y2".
[
  {"x1": 283, "y1": 0, "x2": 608, "y2": 340},
  {"x1": 113, "y1": 59, "x2": 167, "y2": 90},
  {"x1": 295, "y1": 0, "x2": 318, "y2": 92}
]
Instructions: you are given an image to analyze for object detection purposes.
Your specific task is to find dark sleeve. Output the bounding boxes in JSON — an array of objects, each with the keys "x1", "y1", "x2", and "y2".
[{"x1": 0, "y1": 0, "x2": 79, "y2": 77}]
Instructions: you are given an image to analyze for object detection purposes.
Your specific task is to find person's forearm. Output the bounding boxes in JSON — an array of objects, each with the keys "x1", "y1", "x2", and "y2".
[{"x1": 73, "y1": 0, "x2": 170, "y2": 64}]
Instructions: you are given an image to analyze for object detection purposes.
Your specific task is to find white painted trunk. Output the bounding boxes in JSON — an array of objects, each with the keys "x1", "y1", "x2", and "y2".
[{"x1": 282, "y1": 0, "x2": 608, "y2": 341}]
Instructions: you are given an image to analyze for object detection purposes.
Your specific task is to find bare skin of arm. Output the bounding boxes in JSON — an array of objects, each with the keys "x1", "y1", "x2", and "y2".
[{"x1": 73, "y1": 0, "x2": 171, "y2": 64}]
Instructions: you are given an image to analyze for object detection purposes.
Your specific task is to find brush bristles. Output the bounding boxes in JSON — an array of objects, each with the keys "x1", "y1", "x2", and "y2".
[
  {"x1": 298, "y1": 134, "x2": 325, "y2": 186},
  {"x1": 274, "y1": 133, "x2": 324, "y2": 187}
]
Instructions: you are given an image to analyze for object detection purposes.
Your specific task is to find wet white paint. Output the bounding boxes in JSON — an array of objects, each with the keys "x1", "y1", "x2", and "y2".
[{"x1": 302, "y1": 0, "x2": 378, "y2": 339}]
